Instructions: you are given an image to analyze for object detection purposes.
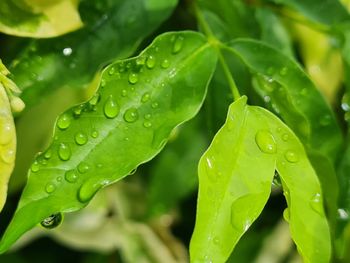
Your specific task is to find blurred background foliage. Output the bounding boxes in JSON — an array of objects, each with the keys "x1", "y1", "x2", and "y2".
[{"x1": 1, "y1": 0, "x2": 350, "y2": 262}]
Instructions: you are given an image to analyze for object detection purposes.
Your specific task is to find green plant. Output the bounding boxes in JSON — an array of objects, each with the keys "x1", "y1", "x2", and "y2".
[{"x1": 1, "y1": 0, "x2": 350, "y2": 262}]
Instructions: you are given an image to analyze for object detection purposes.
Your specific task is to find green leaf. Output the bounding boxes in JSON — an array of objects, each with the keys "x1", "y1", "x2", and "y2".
[
  {"x1": 267, "y1": 0, "x2": 350, "y2": 26},
  {"x1": 190, "y1": 96, "x2": 331, "y2": 263},
  {"x1": 0, "y1": 31, "x2": 217, "y2": 253},
  {"x1": 10, "y1": 0, "x2": 178, "y2": 108},
  {"x1": 225, "y1": 39, "x2": 343, "y2": 162},
  {"x1": 0, "y1": 83, "x2": 16, "y2": 212},
  {"x1": 0, "y1": 0, "x2": 82, "y2": 38}
]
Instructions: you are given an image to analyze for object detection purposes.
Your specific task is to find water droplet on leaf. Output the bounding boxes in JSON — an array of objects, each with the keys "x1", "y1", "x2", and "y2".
[
  {"x1": 45, "y1": 183, "x2": 56, "y2": 193},
  {"x1": 78, "y1": 162, "x2": 90, "y2": 174},
  {"x1": 31, "y1": 160, "x2": 40, "y2": 172},
  {"x1": 172, "y1": 36, "x2": 184, "y2": 53},
  {"x1": 104, "y1": 96, "x2": 119, "y2": 118},
  {"x1": 57, "y1": 113, "x2": 71, "y2": 130},
  {"x1": 78, "y1": 178, "x2": 109, "y2": 203},
  {"x1": 128, "y1": 73, "x2": 138, "y2": 84},
  {"x1": 309, "y1": 193, "x2": 322, "y2": 215},
  {"x1": 41, "y1": 213, "x2": 63, "y2": 229},
  {"x1": 284, "y1": 150, "x2": 298, "y2": 163},
  {"x1": 141, "y1": 92, "x2": 150, "y2": 103},
  {"x1": 123, "y1": 108, "x2": 139, "y2": 123},
  {"x1": 75, "y1": 132, "x2": 88, "y2": 145},
  {"x1": 58, "y1": 143, "x2": 71, "y2": 161},
  {"x1": 161, "y1": 59, "x2": 170, "y2": 68},
  {"x1": 143, "y1": 121, "x2": 152, "y2": 128},
  {"x1": 255, "y1": 130, "x2": 276, "y2": 154},
  {"x1": 65, "y1": 170, "x2": 78, "y2": 183},
  {"x1": 146, "y1": 55, "x2": 156, "y2": 69}
]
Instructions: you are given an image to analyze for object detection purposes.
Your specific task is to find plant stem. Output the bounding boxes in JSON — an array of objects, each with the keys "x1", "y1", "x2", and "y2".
[{"x1": 192, "y1": 3, "x2": 241, "y2": 101}]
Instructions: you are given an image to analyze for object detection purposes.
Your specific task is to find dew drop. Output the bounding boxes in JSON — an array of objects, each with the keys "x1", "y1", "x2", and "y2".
[
  {"x1": 41, "y1": 213, "x2": 63, "y2": 229},
  {"x1": 161, "y1": 59, "x2": 170, "y2": 68},
  {"x1": 104, "y1": 96, "x2": 120, "y2": 118},
  {"x1": 128, "y1": 73, "x2": 138, "y2": 84},
  {"x1": 309, "y1": 193, "x2": 322, "y2": 215},
  {"x1": 279, "y1": 67, "x2": 288, "y2": 76},
  {"x1": 151, "y1": 102, "x2": 159, "y2": 109},
  {"x1": 88, "y1": 93, "x2": 100, "y2": 106},
  {"x1": 144, "y1": 113, "x2": 151, "y2": 120},
  {"x1": 172, "y1": 36, "x2": 184, "y2": 54},
  {"x1": 91, "y1": 130, "x2": 99, "y2": 138},
  {"x1": 31, "y1": 160, "x2": 40, "y2": 172},
  {"x1": 255, "y1": 130, "x2": 277, "y2": 154},
  {"x1": 62, "y1": 47, "x2": 72, "y2": 56},
  {"x1": 146, "y1": 55, "x2": 156, "y2": 69},
  {"x1": 1, "y1": 149, "x2": 15, "y2": 164},
  {"x1": 73, "y1": 104, "x2": 85, "y2": 117},
  {"x1": 108, "y1": 67, "x2": 115, "y2": 75},
  {"x1": 101, "y1": 78, "x2": 106, "y2": 88},
  {"x1": 284, "y1": 150, "x2": 299, "y2": 163},
  {"x1": 338, "y1": 208, "x2": 349, "y2": 221},
  {"x1": 143, "y1": 121, "x2": 152, "y2": 128},
  {"x1": 78, "y1": 178, "x2": 110, "y2": 203},
  {"x1": 45, "y1": 183, "x2": 56, "y2": 193},
  {"x1": 282, "y1": 133, "x2": 289, "y2": 141},
  {"x1": 44, "y1": 149, "x2": 52, "y2": 159},
  {"x1": 123, "y1": 108, "x2": 139, "y2": 123},
  {"x1": 121, "y1": 89, "x2": 127, "y2": 97},
  {"x1": 0, "y1": 122, "x2": 12, "y2": 145},
  {"x1": 65, "y1": 170, "x2": 78, "y2": 183},
  {"x1": 58, "y1": 143, "x2": 71, "y2": 161},
  {"x1": 136, "y1": 56, "x2": 146, "y2": 66},
  {"x1": 141, "y1": 92, "x2": 150, "y2": 103},
  {"x1": 75, "y1": 132, "x2": 88, "y2": 145},
  {"x1": 78, "y1": 162, "x2": 90, "y2": 174},
  {"x1": 57, "y1": 113, "x2": 71, "y2": 130}
]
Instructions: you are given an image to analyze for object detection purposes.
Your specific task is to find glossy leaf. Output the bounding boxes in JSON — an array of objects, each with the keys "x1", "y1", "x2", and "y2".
[
  {"x1": 0, "y1": 83, "x2": 16, "y2": 212},
  {"x1": 225, "y1": 39, "x2": 343, "y2": 162},
  {"x1": 190, "y1": 96, "x2": 330, "y2": 263},
  {"x1": 0, "y1": 31, "x2": 217, "y2": 253},
  {"x1": 0, "y1": 0, "x2": 82, "y2": 38},
  {"x1": 10, "y1": 0, "x2": 178, "y2": 108}
]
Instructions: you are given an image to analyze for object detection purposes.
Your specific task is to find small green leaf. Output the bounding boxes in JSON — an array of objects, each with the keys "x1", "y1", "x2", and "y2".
[
  {"x1": 226, "y1": 39, "x2": 343, "y2": 162},
  {"x1": 0, "y1": 0, "x2": 82, "y2": 38},
  {"x1": 190, "y1": 96, "x2": 331, "y2": 263},
  {"x1": 0, "y1": 31, "x2": 218, "y2": 253}
]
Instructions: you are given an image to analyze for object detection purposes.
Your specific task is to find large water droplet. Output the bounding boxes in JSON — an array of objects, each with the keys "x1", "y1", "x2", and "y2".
[
  {"x1": 104, "y1": 96, "x2": 119, "y2": 118},
  {"x1": 255, "y1": 130, "x2": 277, "y2": 154},
  {"x1": 172, "y1": 36, "x2": 184, "y2": 54},
  {"x1": 41, "y1": 213, "x2": 63, "y2": 229},
  {"x1": 58, "y1": 143, "x2": 71, "y2": 161},
  {"x1": 75, "y1": 132, "x2": 88, "y2": 145},
  {"x1": 57, "y1": 113, "x2": 71, "y2": 130},
  {"x1": 78, "y1": 162, "x2": 90, "y2": 174},
  {"x1": 141, "y1": 92, "x2": 150, "y2": 103},
  {"x1": 284, "y1": 150, "x2": 299, "y2": 163},
  {"x1": 45, "y1": 183, "x2": 56, "y2": 193},
  {"x1": 309, "y1": 193, "x2": 322, "y2": 215},
  {"x1": 128, "y1": 73, "x2": 138, "y2": 84},
  {"x1": 123, "y1": 108, "x2": 139, "y2": 123},
  {"x1": 78, "y1": 178, "x2": 110, "y2": 203},
  {"x1": 0, "y1": 121, "x2": 12, "y2": 145},
  {"x1": 146, "y1": 55, "x2": 156, "y2": 69}
]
